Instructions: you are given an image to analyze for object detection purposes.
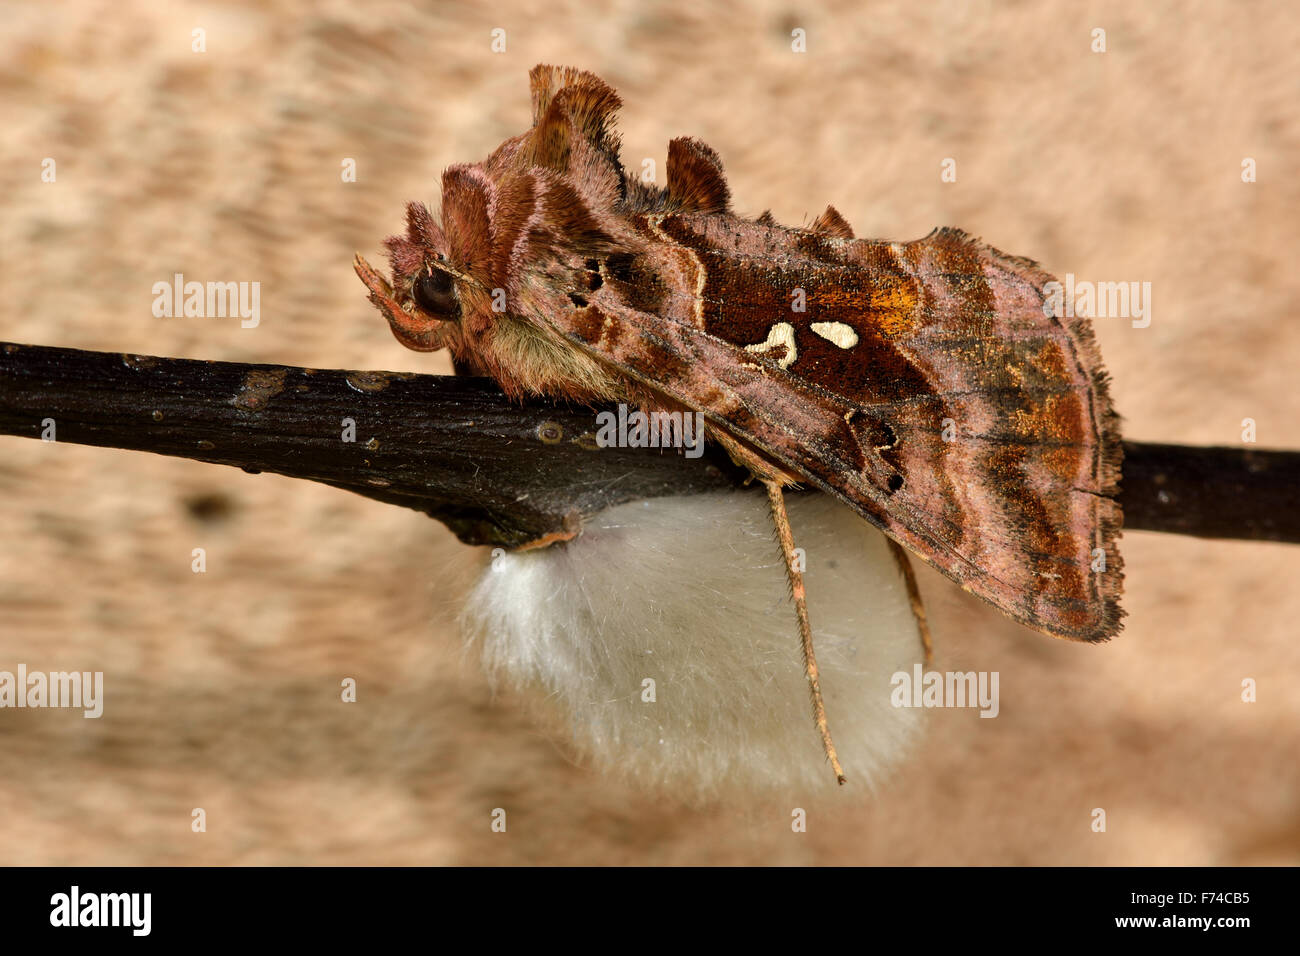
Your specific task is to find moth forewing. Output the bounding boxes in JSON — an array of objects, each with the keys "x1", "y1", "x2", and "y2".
[{"x1": 546, "y1": 234, "x2": 1123, "y2": 645}]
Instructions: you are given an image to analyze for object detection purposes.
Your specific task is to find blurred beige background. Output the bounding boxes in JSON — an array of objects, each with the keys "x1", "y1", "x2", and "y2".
[{"x1": 1, "y1": 0, "x2": 1297, "y2": 864}]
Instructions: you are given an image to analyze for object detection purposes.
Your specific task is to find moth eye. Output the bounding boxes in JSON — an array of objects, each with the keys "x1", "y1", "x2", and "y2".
[{"x1": 412, "y1": 268, "x2": 459, "y2": 318}]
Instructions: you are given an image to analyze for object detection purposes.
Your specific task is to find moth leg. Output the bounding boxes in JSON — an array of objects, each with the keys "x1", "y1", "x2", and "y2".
[
  {"x1": 764, "y1": 480, "x2": 847, "y2": 786},
  {"x1": 885, "y1": 538, "x2": 935, "y2": 663},
  {"x1": 706, "y1": 427, "x2": 846, "y2": 783}
]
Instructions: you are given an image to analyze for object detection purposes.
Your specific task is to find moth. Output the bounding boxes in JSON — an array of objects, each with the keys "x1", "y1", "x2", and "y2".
[{"x1": 354, "y1": 64, "x2": 1123, "y2": 783}]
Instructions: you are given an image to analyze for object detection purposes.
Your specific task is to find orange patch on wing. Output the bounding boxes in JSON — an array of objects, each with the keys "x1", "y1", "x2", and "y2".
[
  {"x1": 1010, "y1": 392, "x2": 1088, "y2": 446},
  {"x1": 865, "y1": 279, "x2": 920, "y2": 338}
]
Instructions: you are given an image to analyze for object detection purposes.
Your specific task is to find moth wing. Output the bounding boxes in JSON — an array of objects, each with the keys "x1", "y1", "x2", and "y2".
[{"x1": 545, "y1": 231, "x2": 1122, "y2": 643}]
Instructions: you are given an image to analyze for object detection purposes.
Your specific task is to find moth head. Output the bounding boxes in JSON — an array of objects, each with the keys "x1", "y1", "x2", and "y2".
[
  {"x1": 353, "y1": 66, "x2": 636, "y2": 399},
  {"x1": 352, "y1": 197, "x2": 469, "y2": 355},
  {"x1": 355, "y1": 158, "x2": 629, "y2": 399}
]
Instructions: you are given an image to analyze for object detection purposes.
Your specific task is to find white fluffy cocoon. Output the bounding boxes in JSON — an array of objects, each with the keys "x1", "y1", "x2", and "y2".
[{"x1": 461, "y1": 491, "x2": 925, "y2": 797}]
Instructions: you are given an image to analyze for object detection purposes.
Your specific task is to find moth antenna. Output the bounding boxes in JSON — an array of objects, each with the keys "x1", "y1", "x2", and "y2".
[
  {"x1": 764, "y1": 480, "x2": 846, "y2": 785},
  {"x1": 810, "y1": 204, "x2": 855, "y2": 239},
  {"x1": 426, "y1": 256, "x2": 486, "y2": 291},
  {"x1": 885, "y1": 538, "x2": 935, "y2": 663},
  {"x1": 666, "y1": 137, "x2": 731, "y2": 214}
]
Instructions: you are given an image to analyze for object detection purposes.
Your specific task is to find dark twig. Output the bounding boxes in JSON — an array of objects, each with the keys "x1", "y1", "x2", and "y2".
[
  {"x1": 1118, "y1": 440, "x2": 1300, "y2": 543},
  {"x1": 0, "y1": 341, "x2": 745, "y2": 548},
  {"x1": 1, "y1": 341, "x2": 1297, "y2": 547}
]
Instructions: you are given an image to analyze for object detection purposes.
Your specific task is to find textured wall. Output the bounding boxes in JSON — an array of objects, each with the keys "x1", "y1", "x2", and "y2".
[{"x1": 1, "y1": 0, "x2": 1297, "y2": 864}]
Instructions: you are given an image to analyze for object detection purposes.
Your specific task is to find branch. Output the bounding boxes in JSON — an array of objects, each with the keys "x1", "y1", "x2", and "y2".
[
  {"x1": 2, "y1": 341, "x2": 1297, "y2": 547},
  {"x1": 1116, "y1": 440, "x2": 1300, "y2": 543},
  {"x1": 0, "y1": 341, "x2": 746, "y2": 548}
]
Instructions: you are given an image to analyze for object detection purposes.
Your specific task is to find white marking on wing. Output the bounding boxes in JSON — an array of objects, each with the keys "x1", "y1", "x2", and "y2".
[
  {"x1": 810, "y1": 322, "x2": 859, "y2": 349},
  {"x1": 745, "y1": 322, "x2": 797, "y2": 369}
]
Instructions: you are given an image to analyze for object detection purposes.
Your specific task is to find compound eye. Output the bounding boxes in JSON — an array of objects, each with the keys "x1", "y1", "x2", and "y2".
[{"x1": 412, "y1": 267, "x2": 459, "y2": 318}]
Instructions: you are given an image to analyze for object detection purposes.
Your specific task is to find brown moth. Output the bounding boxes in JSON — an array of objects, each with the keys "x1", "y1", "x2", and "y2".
[{"x1": 354, "y1": 64, "x2": 1123, "y2": 783}]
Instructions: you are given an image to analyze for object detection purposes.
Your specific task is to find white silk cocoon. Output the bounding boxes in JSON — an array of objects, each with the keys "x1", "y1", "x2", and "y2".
[{"x1": 461, "y1": 490, "x2": 925, "y2": 796}]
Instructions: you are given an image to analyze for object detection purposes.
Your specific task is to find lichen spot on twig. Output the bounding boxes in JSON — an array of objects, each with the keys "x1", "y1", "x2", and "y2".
[
  {"x1": 345, "y1": 370, "x2": 396, "y2": 393},
  {"x1": 234, "y1": 368, "x2": 288, "y2": 411}
]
